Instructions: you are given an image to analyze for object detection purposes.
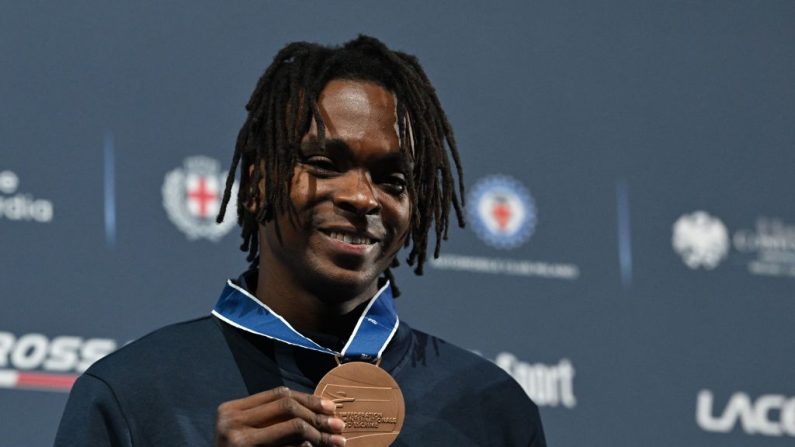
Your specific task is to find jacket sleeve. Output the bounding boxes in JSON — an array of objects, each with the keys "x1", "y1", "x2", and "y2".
[
  {"x1": 54, "y1": 373, "x2": 133, "y2": 447},
  {"x1": 527, "y1": 401, "x2": 547, "y2": 447}
]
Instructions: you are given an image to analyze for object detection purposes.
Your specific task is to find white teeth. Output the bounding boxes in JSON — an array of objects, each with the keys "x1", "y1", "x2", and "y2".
[{"x1": 327, "y1": 231, "x2": 373, "y2": 245}]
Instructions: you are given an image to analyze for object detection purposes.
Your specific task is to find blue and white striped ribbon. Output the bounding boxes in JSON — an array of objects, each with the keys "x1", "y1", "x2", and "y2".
[{"x1": 211, "y1": 280, "x2": 399, "y2": 362}]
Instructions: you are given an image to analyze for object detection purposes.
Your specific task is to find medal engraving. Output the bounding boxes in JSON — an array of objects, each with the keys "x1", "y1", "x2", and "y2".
[{"x1": 315, "y1": 362, "x2": 404, "y2": 447}]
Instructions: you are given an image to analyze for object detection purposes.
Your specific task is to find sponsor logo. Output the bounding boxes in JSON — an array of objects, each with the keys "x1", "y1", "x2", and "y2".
[
  {"x1": 495, "y1": 353, "x2": 576, "y2": 408},
  {"x1": 0, "y1": 170, "x2": 54, "y2": 223},
  {"x1": 0, "y1": 331, "x2": 117, "y2": 392},
  {"x1": 162, "y1": 156, "x2": 239, "y2": 241},
  {"x1": 672, "y1": 211, "x2": 730, "y2": 269},
  {"x1": 697, "y1": 389, "x2": 795, "y2": 437},
  {"x1": 431, "y1": 174, "x2": 580, "y2": 280},
  {"x1": 673, "y1": 211, "x2": 795, "y2": 277},
  {"x1": 468, "y1": 175, "x2": 536, "y2": 250}
]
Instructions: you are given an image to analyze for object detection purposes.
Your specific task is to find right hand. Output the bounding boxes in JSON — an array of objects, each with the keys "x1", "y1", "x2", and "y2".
[{"x1": 214, "y1": 386, "x2": 346, "y2": 447}]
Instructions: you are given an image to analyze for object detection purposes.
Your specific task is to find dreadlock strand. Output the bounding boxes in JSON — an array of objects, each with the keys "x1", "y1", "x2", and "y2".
[{"x1": 384, "y1": 268, "x2": 401, "y2": 298}]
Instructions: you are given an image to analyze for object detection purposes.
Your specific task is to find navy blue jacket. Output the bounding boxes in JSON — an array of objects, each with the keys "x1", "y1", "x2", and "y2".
[{"x1": 55, "y1": 314, "x2": 545, "y2": 446}]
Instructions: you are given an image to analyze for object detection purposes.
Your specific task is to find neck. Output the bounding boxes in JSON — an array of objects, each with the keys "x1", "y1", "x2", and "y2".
[{"x1": 254, "y1": 266, "x2": 379, "y2": 339}]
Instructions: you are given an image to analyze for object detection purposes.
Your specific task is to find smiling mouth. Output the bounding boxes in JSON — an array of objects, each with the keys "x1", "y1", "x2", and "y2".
[{"x1": 320, "y1": 230, "x2": 378, "y2": 246}]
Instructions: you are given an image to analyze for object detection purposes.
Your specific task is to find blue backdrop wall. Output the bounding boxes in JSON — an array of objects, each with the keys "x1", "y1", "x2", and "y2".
[{"x1": 1, "y1": 1, "x2": 794, "y2": 445}]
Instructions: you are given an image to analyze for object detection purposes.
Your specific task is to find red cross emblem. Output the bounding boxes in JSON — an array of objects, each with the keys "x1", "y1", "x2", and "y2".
[
  {"x1": 491, "y1": 197, "x2": 511, "y2": 232},
  {"x1": 187, "y1": 176, "x2": 218, "y2": 218}
]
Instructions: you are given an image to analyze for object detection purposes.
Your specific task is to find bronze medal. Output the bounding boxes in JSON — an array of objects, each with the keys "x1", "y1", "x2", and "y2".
[{"x1": 314, "y1": 361, "x2": 405, "y2": 447}]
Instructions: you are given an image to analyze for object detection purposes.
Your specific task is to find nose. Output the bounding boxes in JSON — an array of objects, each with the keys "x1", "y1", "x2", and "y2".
[{"x1": 333, "y1": 170, "x2": 380, "y2": 216}]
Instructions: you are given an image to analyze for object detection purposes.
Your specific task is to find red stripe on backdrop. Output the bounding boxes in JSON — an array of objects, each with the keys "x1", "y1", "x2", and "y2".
[{"x1": 16, "y1": 371, "x2": 78, "y2": 391}]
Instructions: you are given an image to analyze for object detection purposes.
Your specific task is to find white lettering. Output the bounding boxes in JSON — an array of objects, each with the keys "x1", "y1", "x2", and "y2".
[
  {"x1": 0, "y1": 171, "x2": 19, "y2": 194},
  {"x1": 733, "y1": 218, "x2": 795, "y2": 252},
  {"x1": 0, "y1": 331, "x2": 117, "y2": 373},
  {"x1": 697, "y1": 390, "x2": 731, "y2": 432},
  {"x1": 697, "y1": 389, "x2": 795, "y2": 437},
  {"x1": 43, "y1": 336, "x2": 82, "y2": 371},
  {"x1": 0, "y1": 171, "x2": 54, "y2": 222},
  {"x1": 753, "y1": 395, "x2": 785, "y2": 436},
  {"x1": 0, "y1": 195, "x2": 54, "y2": 222},
  {"x1": 782, "y1": 399, "x2": 795, "y2": 436},
  {"x1": 431, "y1": 254, "x2": 579, "y2": 279},
  {"x1": 495, "y1": 353, "x2": 576, "y2": 408},
  {"x1": 558, "y1": 359, "x2": 576, "y2": 407},
  {"x1": 11, "y1": 334, "x2": 49, "y2": 370},
  {"x1": 0, "y1": 331, "x2": 15, "y2": 367}
]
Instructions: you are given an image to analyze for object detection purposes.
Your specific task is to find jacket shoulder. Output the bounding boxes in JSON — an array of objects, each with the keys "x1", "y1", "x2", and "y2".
[{"x1": 84, "y1": 316, "x2": 223, "y2": 384}]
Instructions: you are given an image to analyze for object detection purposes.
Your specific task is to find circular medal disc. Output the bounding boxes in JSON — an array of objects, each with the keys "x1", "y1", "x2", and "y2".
[{"x1": 314, "y1": 361, "x2": 405, "y2": 447}]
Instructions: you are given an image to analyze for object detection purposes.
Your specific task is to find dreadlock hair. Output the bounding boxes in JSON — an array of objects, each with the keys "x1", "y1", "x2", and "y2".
[{"x1": 216, "y1": 35, "x2": 465, "y2": 296}]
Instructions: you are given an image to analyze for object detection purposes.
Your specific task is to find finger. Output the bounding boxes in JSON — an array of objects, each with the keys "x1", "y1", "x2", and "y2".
[
  {"x1": 251, "y1": 388, "x2": 335, "y2": 415},
  {"x1": 218, "y1": 387, "x2": 293, "y2": 412},
  {"x1": 240, "y1": 395, "x2": 345, "y2": 433},
  {"x1": 293, "y1": 390, "x2": 338, "y2": 415},
  {"x1": 224, "y1": 387, "x2": 335, "y2": 412},
  {"x1": 251, "y1": 418, "x2": 346, "y2": 447}
]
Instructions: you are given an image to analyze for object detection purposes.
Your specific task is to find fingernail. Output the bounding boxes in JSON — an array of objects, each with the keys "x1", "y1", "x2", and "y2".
[
  {"x1": 331, "y1": 434, "x2": 346, "y2": 446},
  {"x1": 321, "y1": 399, "x2": 336, "y2": 411},
  {"x1": 328, "y1": 417, "x2": 345, "y2": 431}
]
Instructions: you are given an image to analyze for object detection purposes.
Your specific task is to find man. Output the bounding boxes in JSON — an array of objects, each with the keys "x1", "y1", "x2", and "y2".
[{"x1": 56, "y1": 35, "x2": 546, "y2": 446}]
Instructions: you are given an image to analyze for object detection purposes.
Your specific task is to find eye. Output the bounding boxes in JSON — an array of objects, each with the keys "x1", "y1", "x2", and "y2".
[
  {"x1": 381, "y1": 174, "x2": 407, "y2": 195},
  {"x1": 301, "y1": 155, "x2": 338, "y2": 174}
]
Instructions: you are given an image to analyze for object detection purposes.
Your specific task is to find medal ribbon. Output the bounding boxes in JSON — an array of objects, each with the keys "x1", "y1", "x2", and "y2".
[{"x1": 211, "y1": 280, "x2": 399, "y2": 362}]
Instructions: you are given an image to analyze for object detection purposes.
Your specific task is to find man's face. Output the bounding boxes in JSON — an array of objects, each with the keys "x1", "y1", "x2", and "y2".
[{"x1": 259, "y1": 79, "x2": 411, "y2": 299}]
